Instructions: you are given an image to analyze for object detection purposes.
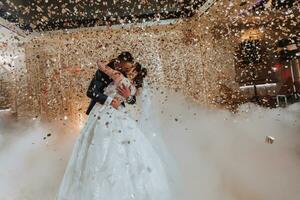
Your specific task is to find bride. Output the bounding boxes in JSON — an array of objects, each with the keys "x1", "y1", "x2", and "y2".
[{"x1": 57, "y1": 60, "x2": 176, "y2": 200}]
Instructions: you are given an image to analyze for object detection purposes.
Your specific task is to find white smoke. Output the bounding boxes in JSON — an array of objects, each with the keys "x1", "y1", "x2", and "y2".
[
  {"x1": 0, "y1": 90, "x2": 300, "y2": 200},
  {"x1": 155, "y1": 91, "x2": 300, "y2": 200},
  {"x1": 0, "y1": 116, "x2": 78, "y2": 200}
]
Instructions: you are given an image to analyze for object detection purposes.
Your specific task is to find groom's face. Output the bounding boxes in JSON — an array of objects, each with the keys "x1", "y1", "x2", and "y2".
[{"x1": 116, "y1": 61, "x2": 133, "y2": 75}]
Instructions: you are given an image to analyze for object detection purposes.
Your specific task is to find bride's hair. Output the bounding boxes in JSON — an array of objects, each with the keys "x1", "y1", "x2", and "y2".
[{"x1": 133, "y1": 62, "x2": 147, "y2": 88}]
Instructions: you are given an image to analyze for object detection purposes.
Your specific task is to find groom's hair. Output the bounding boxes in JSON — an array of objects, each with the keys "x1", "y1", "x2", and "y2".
[{"x1": 117, "y1": 51, "x2": 134, "y2": 62}]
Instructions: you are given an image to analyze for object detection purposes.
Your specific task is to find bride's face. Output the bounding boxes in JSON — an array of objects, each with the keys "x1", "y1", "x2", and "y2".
[
  {"x1": 119, "y1": 62, "x2": 135, "y2": 77},
  {"x1": 127, "y1": 67, "x2": 138, "y2": 81}
]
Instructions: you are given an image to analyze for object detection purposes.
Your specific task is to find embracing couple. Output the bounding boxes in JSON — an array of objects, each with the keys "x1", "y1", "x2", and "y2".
[{"x1": 57, "y1": 52, "x2": 174, "y2": 200}]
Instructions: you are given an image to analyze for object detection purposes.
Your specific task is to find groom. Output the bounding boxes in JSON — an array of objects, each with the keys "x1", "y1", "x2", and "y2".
[{"x1": 85, "y1": 52, "x2": 136, "y2": 115}]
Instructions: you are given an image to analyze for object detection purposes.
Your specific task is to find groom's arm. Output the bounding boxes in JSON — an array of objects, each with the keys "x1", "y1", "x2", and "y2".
[
  {"x1": 117, "y1": 85, "x2": 136, "y2": 104},
  {"x1": 86, "y1": 73, "x2": 113, "y2": 105},
  {"x1": 86, "y1": 60, "x2": 117, "y2": 106}
]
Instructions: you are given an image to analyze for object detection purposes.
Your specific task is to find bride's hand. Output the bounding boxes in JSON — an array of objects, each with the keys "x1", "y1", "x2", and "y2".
[
  {"x1": 111, "y1": 98, "x2": 121, "y2": 109},
  {"x1": 97, "y1": 60, "x2": 109, "y2": 69}
]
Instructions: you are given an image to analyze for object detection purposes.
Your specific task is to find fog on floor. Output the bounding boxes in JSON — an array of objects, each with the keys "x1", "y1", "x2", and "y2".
[{"x1": 0, "y1": 91, "x2": 299, "y2": 200}]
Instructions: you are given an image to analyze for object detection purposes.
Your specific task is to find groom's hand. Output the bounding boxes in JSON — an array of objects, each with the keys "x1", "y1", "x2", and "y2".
[
  {"x1": 117, "y1": 84, "x2": 131, "y2": 99},
  {"x1": 111, "y1": 98, "x2": 121, "y2": 109}
]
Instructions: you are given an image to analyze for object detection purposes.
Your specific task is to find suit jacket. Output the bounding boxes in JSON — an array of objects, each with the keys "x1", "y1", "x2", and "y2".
[{"x1": 85, "y1": 60, "x2": 136, "y2": 115}]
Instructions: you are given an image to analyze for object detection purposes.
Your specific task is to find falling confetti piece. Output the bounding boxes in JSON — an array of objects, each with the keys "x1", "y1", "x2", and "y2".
[{"x1": 265, "y1": 136, "x2": 275, "y2": 144}]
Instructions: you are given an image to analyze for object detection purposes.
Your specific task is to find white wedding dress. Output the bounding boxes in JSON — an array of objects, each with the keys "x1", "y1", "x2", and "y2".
[{"x1": 57, "y1": 77, "x2": 175, "y2": 200}]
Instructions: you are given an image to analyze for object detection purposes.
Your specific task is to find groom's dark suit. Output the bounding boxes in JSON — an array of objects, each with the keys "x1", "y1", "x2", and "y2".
[{"x1": 86, "y1": 59, "x2": 136, "y2": 115}]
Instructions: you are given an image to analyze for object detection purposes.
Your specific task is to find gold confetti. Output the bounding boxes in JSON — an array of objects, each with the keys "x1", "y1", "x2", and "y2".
[
  {"x1": 0, "y1": 0, "x2": 298, "y2": 122},
  {"x1": 265, "y1": 136, "x2": 275, "y2": 144}
]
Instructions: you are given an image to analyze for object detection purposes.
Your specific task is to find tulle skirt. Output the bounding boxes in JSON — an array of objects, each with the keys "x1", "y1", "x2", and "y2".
[{"x1": 56, "y1": 104, "x2": 173, "y2": 200}]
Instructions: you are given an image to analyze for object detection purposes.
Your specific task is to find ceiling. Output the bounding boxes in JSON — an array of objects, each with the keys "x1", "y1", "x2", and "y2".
[{"x1": 0, "y1": 0, "x2": 207, "y2": 32}]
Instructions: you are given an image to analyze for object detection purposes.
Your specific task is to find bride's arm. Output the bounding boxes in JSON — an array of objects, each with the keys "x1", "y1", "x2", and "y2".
[{"x1": 97, "y1": 60, "x2": 123, "y2": 82}]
